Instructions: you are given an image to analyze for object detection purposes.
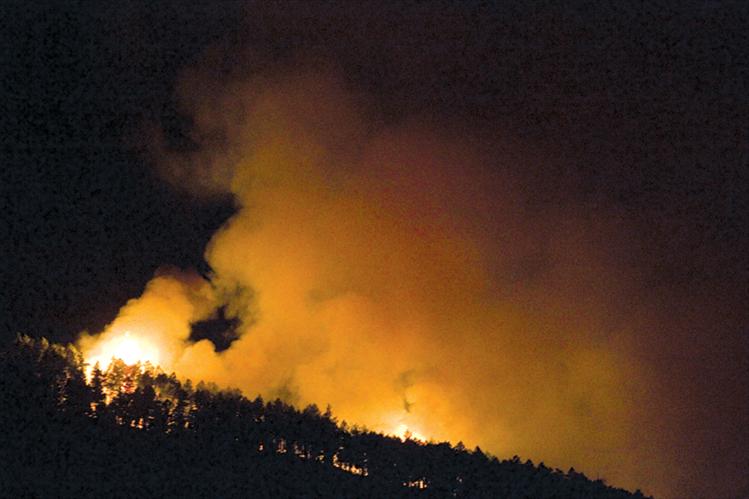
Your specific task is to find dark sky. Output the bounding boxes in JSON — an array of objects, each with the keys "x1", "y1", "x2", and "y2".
[
  {"x1": 1, "y1": 2, "x2": 748, "y2": 497},
  {"x1": 2, "y1": 1, "x2": 747, "y2": 341}
]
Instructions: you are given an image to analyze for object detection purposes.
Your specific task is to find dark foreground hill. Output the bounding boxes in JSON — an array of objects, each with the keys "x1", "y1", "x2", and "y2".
[{"x1": 0, "y1": 336, "x2": 649, "y2": 498}]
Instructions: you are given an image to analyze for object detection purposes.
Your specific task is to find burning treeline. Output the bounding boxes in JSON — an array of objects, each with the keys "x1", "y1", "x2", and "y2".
[
  {"x1": 75, "y1": 61, "x2": 729, "y2": 498},
  {"x1": 2, "y1": 335, "x2": 648, "y2": 498}
]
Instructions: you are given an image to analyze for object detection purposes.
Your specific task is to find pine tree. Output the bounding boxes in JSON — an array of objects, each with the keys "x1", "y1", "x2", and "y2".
[{"x1": 90, "y1": 363, "x2": 106, "y2": 415}]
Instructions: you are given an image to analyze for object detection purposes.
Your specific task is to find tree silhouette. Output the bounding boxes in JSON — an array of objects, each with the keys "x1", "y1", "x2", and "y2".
[{"x1": 0, "y1": 336, "x2": 652, "y2": 498}]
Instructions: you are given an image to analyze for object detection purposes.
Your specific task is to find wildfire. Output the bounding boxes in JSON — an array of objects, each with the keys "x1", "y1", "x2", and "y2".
[
  {"x1": 85, "y1": 330, "x2": 161, "y2": 371},
  {"x1": 393, "y1": 423, "x2": 428, "y2": 443}
]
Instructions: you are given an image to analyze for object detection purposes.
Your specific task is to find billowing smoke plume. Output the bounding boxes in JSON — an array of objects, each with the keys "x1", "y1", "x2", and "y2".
[
  {"x1": 79, "y1": 58, "x2": 747, "y2": 498},
  {"x1": 77, "y1": 268, "x2": 216, "y2": 373}
]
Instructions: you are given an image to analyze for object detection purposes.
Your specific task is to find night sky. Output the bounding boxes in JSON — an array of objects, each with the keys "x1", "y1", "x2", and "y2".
[{"x1": 2, "y1": 2, "x2": 748, "y2": 497}]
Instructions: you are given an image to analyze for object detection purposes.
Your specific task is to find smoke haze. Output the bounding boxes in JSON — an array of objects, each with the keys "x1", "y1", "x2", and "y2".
[{"x1": 79, "y1": 52, "x2": 748, "y2": 498}]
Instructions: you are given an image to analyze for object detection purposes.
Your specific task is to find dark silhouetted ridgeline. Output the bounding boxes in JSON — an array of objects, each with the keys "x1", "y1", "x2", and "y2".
[{"x1": 0, "y1": 336, "x2": 650, "y2": 498}]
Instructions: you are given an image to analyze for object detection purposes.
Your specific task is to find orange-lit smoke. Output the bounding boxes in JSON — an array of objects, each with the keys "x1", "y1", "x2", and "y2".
[
  {"x1": 78, "y1": 269, "x2": 215, "y2": 374},
  {"x1": 78, "y1": 64, "x2": 742, "y2": 498}
]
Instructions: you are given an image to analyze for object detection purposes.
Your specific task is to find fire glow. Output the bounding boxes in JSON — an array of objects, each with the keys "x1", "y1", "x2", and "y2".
[
  {"x1": 70, "y1": 66, "x2": 707, "y2": 498},
  {"x1": 393, "y1": 423, "x2": 428, "y2": 443},
  {"x1": 85, "y1": 330, "x2": 161, "y2": 371}
]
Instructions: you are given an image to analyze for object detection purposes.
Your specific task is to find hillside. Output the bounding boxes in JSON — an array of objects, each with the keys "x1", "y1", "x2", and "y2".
[{"x1": 0, "y1": 336, "x2": 649, "y2": 498}]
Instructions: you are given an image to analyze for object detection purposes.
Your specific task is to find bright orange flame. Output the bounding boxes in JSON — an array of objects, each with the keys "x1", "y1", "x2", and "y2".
[
  {"x1": 393, "y1": 423, "x2": 428, "y2": 442},
  {"x1": 86, "y1": 330, "x2": 161, "y2": 371}
]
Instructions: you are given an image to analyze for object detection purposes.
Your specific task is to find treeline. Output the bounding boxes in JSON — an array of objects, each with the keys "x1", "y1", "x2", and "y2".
[{"x1": 0, "y1": 336, "x2": 650, "y2": 498}]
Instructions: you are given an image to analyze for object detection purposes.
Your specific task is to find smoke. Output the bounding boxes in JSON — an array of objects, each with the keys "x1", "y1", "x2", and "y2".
[
  {"x1": 78, "y1": 268, "x2": 216, "y2": 373},
  {"x1": 79, "y1": 58, "x2": 748, "y2": 498}
]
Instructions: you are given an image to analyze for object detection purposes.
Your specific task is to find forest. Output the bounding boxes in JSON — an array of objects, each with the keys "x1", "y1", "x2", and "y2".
[{"x1": 0, "y1": 335, "x2": 650, "y2": 498}]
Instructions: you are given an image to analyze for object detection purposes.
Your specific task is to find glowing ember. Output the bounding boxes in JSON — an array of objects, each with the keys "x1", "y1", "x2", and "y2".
[{"x1": 86, "y1": 330, "x2": 161, "y2": 370}]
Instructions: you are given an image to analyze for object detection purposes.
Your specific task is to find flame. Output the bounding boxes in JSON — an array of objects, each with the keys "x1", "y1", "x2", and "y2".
[
  {"x1": 85, "y1": 330, "x2": 161, "y2": 371},
  {"x1": 393, "y1": 423, "x2": 428, "y2": 442}
]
